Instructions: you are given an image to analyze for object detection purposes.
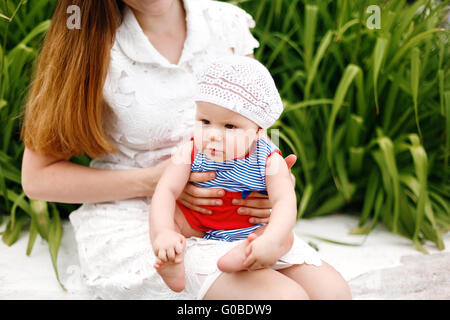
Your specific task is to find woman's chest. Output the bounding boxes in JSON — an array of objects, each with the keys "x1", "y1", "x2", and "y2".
[{"x1": 103, "y1": 43, "x2": 235, "y2": 150}]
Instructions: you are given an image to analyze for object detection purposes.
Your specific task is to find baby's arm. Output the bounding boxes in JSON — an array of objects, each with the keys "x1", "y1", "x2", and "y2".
[
  {"x1": 243, "y1": 152, "x2": 297, "y2": 269},
  {"x1": 149, "y1": 140, "x2": 193, "y2": 263}
]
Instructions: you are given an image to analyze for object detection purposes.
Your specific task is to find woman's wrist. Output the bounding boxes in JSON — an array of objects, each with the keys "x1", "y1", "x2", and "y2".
[{"x1": 136, "y1": 159, "x2": 170, "y2": 197}]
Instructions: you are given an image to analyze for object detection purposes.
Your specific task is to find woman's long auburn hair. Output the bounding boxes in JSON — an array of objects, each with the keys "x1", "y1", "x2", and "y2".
[{"x1": 20, "y1": 0, "x2": 125, "y2": 159}]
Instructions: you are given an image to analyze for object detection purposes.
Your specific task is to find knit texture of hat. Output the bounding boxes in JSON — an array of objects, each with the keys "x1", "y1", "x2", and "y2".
[{"x1": 194, "y1": 55, "x2": 283, "y2": 129}]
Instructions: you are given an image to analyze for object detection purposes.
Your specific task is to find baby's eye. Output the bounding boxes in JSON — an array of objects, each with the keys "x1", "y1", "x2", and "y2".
[
  {"x1": 224, "y1": 124, "x2": 236, "y2": 129},
  {"x1": 201, "y1": 119, "x2": 210, "y2": 125}
]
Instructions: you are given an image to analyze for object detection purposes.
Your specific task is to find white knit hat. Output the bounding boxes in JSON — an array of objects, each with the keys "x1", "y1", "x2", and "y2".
[{"x1": 194, "y1": 55, "x2": 283, "y2": 129}]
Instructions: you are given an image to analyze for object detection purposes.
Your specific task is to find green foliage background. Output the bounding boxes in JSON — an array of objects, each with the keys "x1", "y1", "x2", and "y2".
[{"x1": 0, "y1": 0, "x2": 449, "y2": 287}]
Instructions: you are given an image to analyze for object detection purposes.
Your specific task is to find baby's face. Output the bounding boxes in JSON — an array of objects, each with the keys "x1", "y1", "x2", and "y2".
[{"x1": 194, "y1": 102, "x2": 261, "y2": 162}]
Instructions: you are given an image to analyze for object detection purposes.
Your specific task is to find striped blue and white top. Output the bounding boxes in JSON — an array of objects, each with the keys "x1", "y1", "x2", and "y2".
[{"x1": 191, "y1": 137, "x2": 281, "y2": 199}]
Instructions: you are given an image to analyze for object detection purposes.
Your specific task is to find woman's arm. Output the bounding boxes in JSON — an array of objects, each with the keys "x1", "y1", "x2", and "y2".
[{"x1": 21, "y1": 147, "x2": 168, "y2": 204}]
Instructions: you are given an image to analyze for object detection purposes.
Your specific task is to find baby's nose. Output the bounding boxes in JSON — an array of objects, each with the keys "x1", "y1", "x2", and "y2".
[{"x1": 208, "y1": 128, "x2": 223, "y2": 142}]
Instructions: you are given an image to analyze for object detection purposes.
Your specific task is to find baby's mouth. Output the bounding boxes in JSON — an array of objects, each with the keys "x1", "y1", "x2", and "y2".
[{"x1": 207, "y1": 147, "x2": 224, "y2": 156}]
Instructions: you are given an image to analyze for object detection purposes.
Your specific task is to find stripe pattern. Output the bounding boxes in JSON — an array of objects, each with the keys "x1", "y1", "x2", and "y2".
[
  {"x1": 203, "y1": 224, "x2": 263, "y2": 242},
  {"x1": 191, "y1": 137, "x2": 281, "y2": 194}
]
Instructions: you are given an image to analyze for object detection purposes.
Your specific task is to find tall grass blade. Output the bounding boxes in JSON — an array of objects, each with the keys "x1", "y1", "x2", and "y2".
[
  {"x1": 326, "y1": 64, "x2": 362, "y2": 190},
  {"x1": 304, "y1": 31, "x2": 333, "y2": 100},
  {"x1": 373, "y1": 37, "x2": 388, "y2": 115},
  {"x1": 411, "y1": 47, "x2": 423, "y2": 141},
  {"x1": 304, "y1": 5, "x2": 318, "y2": 72},
  {"x1": 48, "y1": 203, "x2": 66, "y2": 291},
  {"x1": 26, "y1": 217, "x2": 38, "y2": 256}
]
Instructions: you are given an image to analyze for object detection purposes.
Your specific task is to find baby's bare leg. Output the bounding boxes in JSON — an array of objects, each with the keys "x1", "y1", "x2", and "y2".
[
  {"x1": 217, "y1": 226, "x2": 294, "y2": 273},
  {"x1": 154, "y1": 206, "x2": 204, "y2": 292}
]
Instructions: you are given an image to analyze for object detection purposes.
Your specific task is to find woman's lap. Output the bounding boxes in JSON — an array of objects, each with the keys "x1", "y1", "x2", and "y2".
[
  {"x1": 69, "y1": 200, "x2": 330, "y2": 300},
  {"x1": 205, "y1": 261, "x2": 352, "y2": 300}
]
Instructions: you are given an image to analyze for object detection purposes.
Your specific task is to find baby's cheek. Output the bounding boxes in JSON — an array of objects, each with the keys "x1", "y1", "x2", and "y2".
[
  {"x1": 193, "y1": 127, "x2": 204, "y2": 146},
  {"x1": 233, "y1": 137, "x2": 249, "y2": 158}
]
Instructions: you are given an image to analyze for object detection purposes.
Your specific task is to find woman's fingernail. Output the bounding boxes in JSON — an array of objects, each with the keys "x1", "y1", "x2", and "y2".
[
  {"x1": 218, "y1": 190, "x2": 225, "y2": 196},
  {"x1": 216, "y1": 200, "x2": 222, "y2": 205},
  {"x1": 210, "y1": 173, "x2": 216, "y2": 178},
  {"x1": 238, "y1": 208, "x2": 246, "y2": 214}
]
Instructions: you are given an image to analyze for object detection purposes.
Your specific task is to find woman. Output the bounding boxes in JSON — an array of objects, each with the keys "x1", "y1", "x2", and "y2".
[{"x1": 21, "y1": 0, "x2": 351, "y2": 300}]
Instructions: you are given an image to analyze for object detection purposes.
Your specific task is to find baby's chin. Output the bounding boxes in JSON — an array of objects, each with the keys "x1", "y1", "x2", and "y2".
[{"x1": 204, "y1": 149, "x2": 247, "y2": 162}]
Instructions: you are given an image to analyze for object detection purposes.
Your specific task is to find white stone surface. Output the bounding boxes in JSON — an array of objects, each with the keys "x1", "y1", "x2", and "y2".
[{"x1": 0, "y1": 213, "x2": 449, "y2": 299}]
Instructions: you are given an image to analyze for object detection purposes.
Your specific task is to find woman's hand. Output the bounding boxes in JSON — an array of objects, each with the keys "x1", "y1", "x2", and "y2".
[
  {"x1": 177, "y1": 154, "x2": 297, "y2": 223},
  {"x1": 177, "y1": 171, "x2": 225, "y2": 214}
]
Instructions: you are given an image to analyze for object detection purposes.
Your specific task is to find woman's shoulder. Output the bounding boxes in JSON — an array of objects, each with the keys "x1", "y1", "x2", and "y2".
[
  {"x1": 192, "y1": 0, "x2": 259, "y2": 56},
  {"x1": 199, "y1": 0, "x2": 253, "y2": 17},
  {"x1": 197, "y1": 0, "x2": 256, "y2": 29}
]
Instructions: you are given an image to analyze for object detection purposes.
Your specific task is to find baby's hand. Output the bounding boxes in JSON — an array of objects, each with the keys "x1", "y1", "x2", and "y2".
[
  {"x1": 152, "y1": 229, "x2": 186, "y2": 264},
  {"x1": 243, "y1": 234, "x2": 282, "y2": 270}
]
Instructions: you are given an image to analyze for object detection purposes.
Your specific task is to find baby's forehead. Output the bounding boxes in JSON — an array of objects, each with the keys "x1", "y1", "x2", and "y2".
[
  {"x1": 196, "y1": 101, "x2": 236, "y2": 116},
  {"x1": 195, "y1": 103, "x2": 258, "y2": 127}
]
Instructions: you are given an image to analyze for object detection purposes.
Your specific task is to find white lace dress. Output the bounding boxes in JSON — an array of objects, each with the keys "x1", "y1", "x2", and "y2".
[{"x1": 68, "y1": 0, "x2": 322, "y2": 300}]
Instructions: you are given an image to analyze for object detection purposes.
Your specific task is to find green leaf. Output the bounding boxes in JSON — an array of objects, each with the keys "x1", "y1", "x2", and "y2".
[
  {"x1": 411, "y1": 47, "x2": 422, "y2": 140},
  {"x1": 2, "y1": 213, "x2": 27, "y2": 246},
  {"x1": 283, "y1": 99, "x2": 334, "y2": 113},
  {"x1": 304, "y1": 30, "x2": 333, "y2": 99},
  {"x1": 279, "y1": 126, "x2": 311, "y2": 184},
  {"x1": 309, "y1": 184, "x2": 356, "y2": 217},
  {"x1": 303, "y1": 5, "x2": 318, "y2": 72},
  {"x1": 359, "y1": 170, "x2": 379, "y2": 226},
  {"x1": 348, "y1": 147, "x2": 364, "y2": 177},
  {"x1": 299, "y1": 232, "x2": 367, "y2": 247},
  {"x1": 438, "y1": 70, "x2": 445, "y2": 116},
  {"x1": 297, "y1": 183, "x2": 313, "y2": 219},
  {"x1": 0, "y1": 165, "x2": 10, "y2": 212},
  {"x1": 0, "y1": 99, "x2": 7, "y2": 110},
  {"x1": 326, "y1": 64, "x2": 362, "y2": 190},
  {"x1": 0, "y1": 13, "x2": 11, "y2": 21},
  {"x1": 387, "y1": 28, "x2": 449, "y2": 71},
  {"x1": 373, "y1": 37, "x2": 388, "y2": 115},
  {"x1": 26, "y1": 218, "x2": 38, "y2": 256},
  {"x1": 30, "y1": 200, "x2": 50, "y2": 240},
  {"x1": 406, "y1": 137, "x2": 428, "y2": 242},
  {"x1": 48, "y1": 204, "x2": 66, "y2": 291},
  {"x1": 346, "y1": 114, "x2": 363, "y2": 148},
  {"x1": 375, "y1": 136, "x2": 401, "y2": 234},
  {"x1": 335, "y1": 149, "x2": 352, "y2": 201},
  {"x1": 445, "y1": 91, "x2": 450, "y2": 174}
]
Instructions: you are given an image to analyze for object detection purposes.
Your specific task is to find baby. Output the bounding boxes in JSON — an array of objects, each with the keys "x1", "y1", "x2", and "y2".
[{"x1": 149, "y1": 56, "x2": 297, "y2": 292}]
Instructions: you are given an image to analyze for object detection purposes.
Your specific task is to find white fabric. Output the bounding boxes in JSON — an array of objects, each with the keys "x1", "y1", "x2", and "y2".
[
  {"x1": 68, "y1": 0, "x2": 322, "y2": 300},
  {"x1": 195, "y1": 55, "x2": 284, "y2": 129}
]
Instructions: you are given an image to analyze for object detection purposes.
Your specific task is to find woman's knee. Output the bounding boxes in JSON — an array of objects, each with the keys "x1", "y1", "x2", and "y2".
[
  {"x1": 204, "y1": 269, "x2": 310, "y2": 300},
  {"x1": 279, "y1": 261, "x2": 352, "y2": 300},
  {"x1": 280, "y1": 283, "x2": 310, "y2": 300},
  {"x1": 317, "y1": 261, "x2": 352, "y2": 300}
]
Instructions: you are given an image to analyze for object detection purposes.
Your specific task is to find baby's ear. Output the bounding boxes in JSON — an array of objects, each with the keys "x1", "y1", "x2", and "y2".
[{"x1": 256, "y1": 127, "x2": 263, "y2": 138}]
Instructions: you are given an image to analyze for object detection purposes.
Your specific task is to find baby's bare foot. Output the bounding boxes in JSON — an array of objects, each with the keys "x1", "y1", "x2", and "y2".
[
  {"x1": 217, "y1": 233, "x2": 257, "y2": 273},
  {"x1": 154, "y1": 258, "x2": 185, "y2": 292}
]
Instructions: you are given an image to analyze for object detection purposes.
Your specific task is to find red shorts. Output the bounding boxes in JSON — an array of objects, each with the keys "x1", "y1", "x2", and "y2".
[{"x1": 176, "y1": 191, "x2": 257, "y2": 231}]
